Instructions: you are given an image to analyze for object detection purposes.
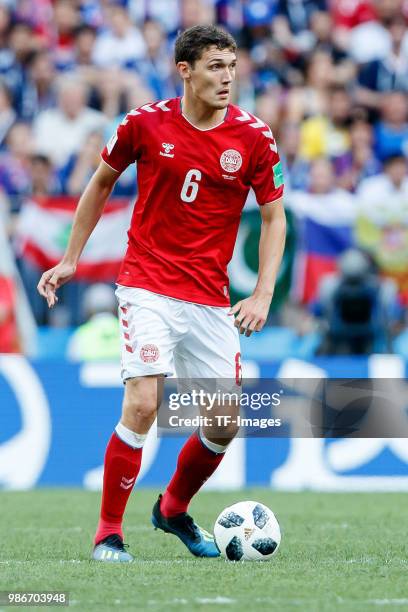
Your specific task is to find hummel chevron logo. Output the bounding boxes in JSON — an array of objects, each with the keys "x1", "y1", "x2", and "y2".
[
  {"x1": 160, "y1": 142, "x2": 175, "y2": 158},
  {"x1": 235, "y1": 110, "x2": 278, "y2": 152},
  {"x1": 120, "y1": 476, "x2": 135, "y2": 490},
  {"x1": 140, "y1": 103, "x2": 156, "y2": 112},
  {"x1": 120, "y1": 108, "x2": 143, "y2": 125},
  {"x1": 121, "y1": 100, "x2": 171, "y2": 125},
  {"x1": 120, "y1": 483, "x2": 133, "y2": 490},
  {"x1": 122, "y1": 476, "x2": 135, "y2": 484},
  {"x1": 156, "y1": 99, "x2": 171, "y2": 111},
  {"x1": 249, "y1": 116, "x2": 265, "y2": 129},
  {"x1": 235, "y1": 109, "x2": 251, "y2": 121},
  {"x1": 262, "y1": 125, "x2": 278, "y2": 152}
]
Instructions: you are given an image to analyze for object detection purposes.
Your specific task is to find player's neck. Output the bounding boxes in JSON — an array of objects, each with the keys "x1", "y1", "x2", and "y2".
[{"x1": 181, "y1": 95, "x2": 227, "y2": 130}]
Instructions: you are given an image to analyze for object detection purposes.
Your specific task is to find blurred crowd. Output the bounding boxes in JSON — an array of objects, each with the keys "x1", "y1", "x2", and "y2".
[{"x1": 0, "y1": 0, "x2": 408, "y2": 358}]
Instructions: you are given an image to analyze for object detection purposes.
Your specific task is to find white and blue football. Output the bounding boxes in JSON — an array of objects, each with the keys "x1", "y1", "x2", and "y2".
[{"x1": 214, "y1": 500, "x2": 281, "y2": 561}]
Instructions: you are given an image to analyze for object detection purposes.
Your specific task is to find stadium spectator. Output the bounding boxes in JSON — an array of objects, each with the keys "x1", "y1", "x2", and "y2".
[
  {"x1": 273, "y1": 0, "x2": 327, "y2": 59},
  {"x1": 7, "y1": 20, "x2": 37, "y2": 65},
  {"x1": 315, "y1": 248, "x2": 398, "y2": 354},
  {"x1": 279, "y1": 121, "x2": 310, "y2": 191},
  {"x1": 355, "y1": 154, "x2": 408, "y2": 301},
  {"x1": 242, "y1": 0, "x2": 276, "y2": 30},
  {"x1": 30, "y1": 154, "x2": 61, "y2": 196},
  {"x1": 59, "y1": 130, "x2": 104, "y2": 195},
  {"x1": 233, "y1": 48, "x2": 257, "y2": 111},
  {"x1": 285, "y1": 50, "x2": 334, "y2": 122},
  {"x1": 289, "y1": 157, "x2": 356, "y2": 218},
  {"x1": 52, "y1": 0, "x2": 81, "y2": 70},
  {"x1": 135, "y1": 19, "x2": 179, "y2": 101},
  {"x1": 70, "y1": 24, "x2": 98, "y2": 71},
  {"x1": 0, "y1": 5, "x2": 12, "y2": 50},
  {"x1": 92, "y1": 4, "x2": 146, "y2": 69},
  {"x1": 59, "y1": 129, "x2": 135, "y2": 197},
  {"x1": 252, "y1": 37, "x2": 296, "y2": 91},
  {"x1": 0, "y1": 121, "x2": 34, "y2": 202},
  {"x1": 66, "y1": 282, "x2": 120, "y2": 361},
  {"x1": 288, "y1": 158, "x2": 356, "y2": 302},
  {"x1": 348, "y1": 0, "x2": 408, "y2": 64},
  {"x1": 180, "y1": 0, "x2": 215, "y2": 29},
  {"x1": 77, "y1": 0, "x2": 104, "y2": 30},
  {"x1": 20, "y1": 50, "x2": 57, "y2": 121},
  {"x1": 374, "y1": 91, "x2": 408, "y2": 161},
  {"x1": 239, "y1": 7, "x2": 271, "y2": 49},
  {"x1": 356, "y1": 14, "x2": 408, "y2": 110},
  {"x1": 254, "y1": 90, "x2": 282, "y2": 135},
  {"x1": 64, "y1": 24, "x2": 141, "y2": 119},
  {"x1": 331, "y1": 0, "x2": 376, "y2": 52},
  {"x1": 33, "y1": 76, "x2": 106, "y2": 167},
  {"x1": 14, "y1": 0, "x2": 54, "y2": 47},
  {"x1": 64, "y1": 25, "x2": 101, "y2": 107},
  {"x1": 0, "y1": 79, "x2": 16, "y2": 147},
  {"x1": 299, "y1": 85, "x2": 352, "y2": 160},
  {"x1": 0, "y1": 21, "x2": 37, "y2": 114},
  {"x1": 356, "y1": 153, "x2": 408, "y2": 206},
  {"x1": 335, "y1": 118, "x2": 382, "y2": 192},
  {"x1": 310, "y1": 9, "x2": 356, "y2": 84},
  {"x1": 0, "y1": 181, "x2": 9, "y2": 220},
  {"x1": 128, "y1": 0, "x2": 179, "y2": 35}
]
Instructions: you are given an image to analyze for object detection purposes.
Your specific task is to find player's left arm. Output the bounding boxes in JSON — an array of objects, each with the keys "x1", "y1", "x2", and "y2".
[{"x1": 229, "y1": 197, "x2": 286, "y2": 336}]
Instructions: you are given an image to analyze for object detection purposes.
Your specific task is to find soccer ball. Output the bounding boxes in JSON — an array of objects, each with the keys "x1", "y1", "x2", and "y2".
[{"x1": 214, "y1": 500, "x2": 281, "y2": 561}]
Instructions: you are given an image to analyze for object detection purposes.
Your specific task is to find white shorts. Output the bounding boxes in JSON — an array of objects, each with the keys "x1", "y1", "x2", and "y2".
[{"x1": 116, "y1": 285, "x2": 241, "y2": 382}]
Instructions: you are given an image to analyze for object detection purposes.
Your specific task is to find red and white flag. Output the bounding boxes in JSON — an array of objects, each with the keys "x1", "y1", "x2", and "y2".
[{"x1": 15, "y1": 196, "x2": 132, "y2": 281}]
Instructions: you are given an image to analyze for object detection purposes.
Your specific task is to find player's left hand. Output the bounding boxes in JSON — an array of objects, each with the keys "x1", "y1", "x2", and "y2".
[{"x1": 229, "y1": 293, "x2": 272, "y2": 336}]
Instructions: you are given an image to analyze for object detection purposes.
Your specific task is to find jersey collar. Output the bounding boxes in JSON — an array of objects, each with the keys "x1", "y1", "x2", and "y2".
[{"x1": 178, "y1": 97, "x2": 230, "y2": 131}]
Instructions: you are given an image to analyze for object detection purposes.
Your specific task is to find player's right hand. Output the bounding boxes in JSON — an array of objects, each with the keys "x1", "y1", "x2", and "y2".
[{"x1": 37, "y1": 261, "x2": 76, "y2": 308}]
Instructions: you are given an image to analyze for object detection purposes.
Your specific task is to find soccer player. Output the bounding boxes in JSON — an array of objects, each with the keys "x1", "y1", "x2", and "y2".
[{"x1": 37, "y1": 25, "x2": 286, "y2": 562}]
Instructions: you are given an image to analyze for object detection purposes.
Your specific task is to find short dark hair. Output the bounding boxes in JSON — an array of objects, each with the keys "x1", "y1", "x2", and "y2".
[
  {"x1": 174, "y1": 25, "x2": 237, "y2": 65},
  {"x1": 74, "y1": 24, "x2": 97, "y2": 39},
  {"x1": 31, "y1": 153, "x2": 51, "y2": 166},
  {"x1": 383, "y1": 153, "x2": 407, "y2": 167}
]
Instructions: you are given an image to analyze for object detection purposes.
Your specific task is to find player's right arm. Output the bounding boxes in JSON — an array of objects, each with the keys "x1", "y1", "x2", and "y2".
[{"x1": 37, "y1": 160, "x2": 119, "y2": 308}]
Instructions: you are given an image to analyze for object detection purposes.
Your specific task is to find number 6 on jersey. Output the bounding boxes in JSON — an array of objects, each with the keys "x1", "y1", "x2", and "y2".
[{"x1": 181, "y1": 169, "x2": 202, "y2": 203}]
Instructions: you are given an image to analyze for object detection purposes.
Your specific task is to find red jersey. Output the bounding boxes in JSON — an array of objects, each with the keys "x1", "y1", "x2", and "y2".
[{"x1": 101, "y1": 97, "x2": 284, "y2": 306}]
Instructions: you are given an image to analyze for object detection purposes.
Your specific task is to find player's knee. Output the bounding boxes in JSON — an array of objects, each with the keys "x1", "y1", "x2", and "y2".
[
  {"x1": 122, "y1": 377, "x2": 161, "y2": 425},
  {"x1": 123, "y1": 395, "x2": 157, "y2": 422}
]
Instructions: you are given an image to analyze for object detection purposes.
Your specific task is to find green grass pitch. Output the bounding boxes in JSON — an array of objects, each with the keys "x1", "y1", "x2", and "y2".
[{"x1": 1, "y1": 489, "x2": 407, "y2": 611}]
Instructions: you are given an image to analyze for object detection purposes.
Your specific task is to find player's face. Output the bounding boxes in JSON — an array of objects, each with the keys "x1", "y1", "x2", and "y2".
[{"x1": 188, "y1": 46, "x2": 237, "y2": 110}]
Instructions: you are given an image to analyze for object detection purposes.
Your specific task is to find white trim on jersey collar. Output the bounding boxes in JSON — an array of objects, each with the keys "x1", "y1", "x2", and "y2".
[
  {"x1": 181, "y1": 112, "x2": 226, "y2": 131},
  {"x1": 180, "y1": 98, "x2": 228, "y2": 131}
]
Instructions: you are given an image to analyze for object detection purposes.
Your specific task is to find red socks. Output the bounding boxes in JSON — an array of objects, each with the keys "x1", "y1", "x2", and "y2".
[
  {"x1": 160, "y1": 433, "x2": 225, "y2": 517},
  {"x1": 94, "y1": 432, "x2": 142, "y2": 544},
  {"x1": 94, "y1": 430, "x2": 226, "y2": 542}
]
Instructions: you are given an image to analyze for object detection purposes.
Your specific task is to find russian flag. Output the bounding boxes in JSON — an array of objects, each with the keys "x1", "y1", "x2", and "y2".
[{"x1": 288, "y1": 190, "x2": 356, "y2": 303}]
